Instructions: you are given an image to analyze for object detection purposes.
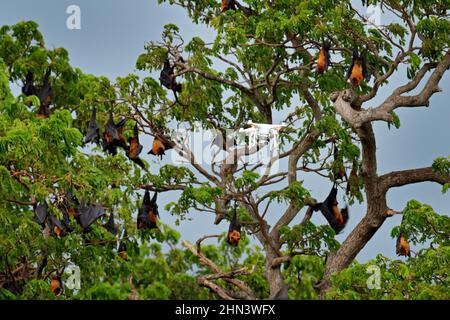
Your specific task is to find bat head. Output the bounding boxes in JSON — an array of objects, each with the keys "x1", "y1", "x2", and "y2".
[{"x1": 227, "y1": 229, "x2": 241, "y2": 246}]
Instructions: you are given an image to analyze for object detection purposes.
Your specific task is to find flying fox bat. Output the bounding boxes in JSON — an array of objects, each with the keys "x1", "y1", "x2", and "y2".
[
  {"x1": 103, "y1": 211, "x2": 118, "y2": 236},
  {"x1": 34, "y1": 201, "x2": 49, "y2": 226},
  {"x1": 221, "y1": 0, "x2": 236, "y2": 12},
  {"x1": 102, "y1": 113, "x2": 127, "y2": 155},
  {"x1": 36, "y1": 68, "x2": 54, "y2": 118},
  {"x1": 118, "y1": 230, "x2": 129, "y2": 260},
  {"x1": 346, "y1": 46, "x2": 370, "y2": 87},
  {"x1": 227, "y1": 206, "x2": 241, "y2": 246},
  {"x1": 22, "y1": 71, "x2": 37, "y2": 97},
  {"x1": 77, "y1": 204, "x2": 106, "y2": 230},
  {"x1": 48, "y1": 216, "x2": 67, "y2": 238},
  {"x1": 316, "y1": 41, "x2": 331, "y2": 74},
  {"x1": 315, "y1": 186, "x2": 349, "y2": 234},
  {"x1": 137, "y1": 190, "x2": 159, "y2": 230},
  {"x1": 160, "y1": 59, "x2": 182, "y2": 93},
  {"x1": 148, "y1": 137, "x2": 173, "y2": 160},
  {"x1": 84, "y1": 107, "x2": 101, "y2": 145},
  {"x1": 50, "y1": 275, "x2": 63, "y2": 296},
  {"x1": 396, "y1": 232, "x2": 411, "y2": 257},
  {"x1": 126, "y1": 124, "x2": 145, "y2": 168}
]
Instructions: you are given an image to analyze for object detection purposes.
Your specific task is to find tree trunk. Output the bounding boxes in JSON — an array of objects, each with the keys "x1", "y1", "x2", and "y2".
[{"x1": 264, "y1": 245, "x2": 286, "y2": 299}]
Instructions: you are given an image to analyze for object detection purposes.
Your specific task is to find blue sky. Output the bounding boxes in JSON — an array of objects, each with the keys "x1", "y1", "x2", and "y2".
[{"x1": 1, "y1": 0, "x2": 448, "y2": 262}]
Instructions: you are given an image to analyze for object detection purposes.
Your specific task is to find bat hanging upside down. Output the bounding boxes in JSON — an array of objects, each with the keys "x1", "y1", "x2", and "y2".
[
  {"x1": 314, "y1": 186, "x2": 349, "y2": 234},
  {"x1": 137, "y1": 190, "x2": 159, "y2": 230},
  {"x1": 22, "y1": 68, "x2": 55, "y2": 118},
  {"x1": 50, "y1": 275, "x2": 63, "y2": 296},
  {"x1": 396, "y1": 233, "x2": 411, "y2": 257},
  {"x1": 101, "y1": 112, "x2": 128, "y2": 155},
  {"x1": 221, "y1": 0, "x2": 236, "y2": 12},
  {"x1": 148, "y1": 137, "x2": 173, "y2": 160},
  {"x1": 159, "y1": 59, "x2": 182, "y2": 93},
  {"x1": 316, "y1": 41, "x2": 331, "y2": 74},
  {"x1": 227, "y1": 207, "x2": 241, "y2": 246},
  {"x1": 126, "y1": 124, "x2": 145, "y2": 168},
  {"x1": 346, "y1": 46, "x2": 370, "y2": 87}
]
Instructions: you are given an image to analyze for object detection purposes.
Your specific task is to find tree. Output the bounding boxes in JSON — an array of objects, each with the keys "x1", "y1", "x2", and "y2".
[{"x1": 0, "y1": 0, "x2": 449, "y2": 300}]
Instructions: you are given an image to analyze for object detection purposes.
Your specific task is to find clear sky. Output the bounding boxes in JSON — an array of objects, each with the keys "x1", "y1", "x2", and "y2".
[{"x1": 1, "y1": 0, "x2": 448, "y2": 262}]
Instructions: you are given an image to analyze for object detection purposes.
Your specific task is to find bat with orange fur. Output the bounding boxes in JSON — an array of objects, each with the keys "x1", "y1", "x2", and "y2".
[
  {"x1": 227, "y1": 205, "x2": 241, "y2": 246},
  {"x1": 316, "y1": 41, "x2": 331, "y2": 74},
  {"x1": 315, "y1": 186, "x2": 349, "y2": 234},
  {"x1": 126, "y1": 124, "x2": 145, "y2": 168},
  {"x1": 221, "y1": 0, "x2": 236, "y2": 12},
  {"x1": 137, "y1": 190, "x2": 159, "y2": 230},
  {"x1": 148, "y1": 137, "x2": 173, "y2": 160},
  {"x1": 346, "y1": 46, "x2": 370, "y2": 87}
]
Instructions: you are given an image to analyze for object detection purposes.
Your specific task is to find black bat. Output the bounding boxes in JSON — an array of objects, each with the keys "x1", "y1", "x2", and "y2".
[
  {"x1": 148, "y1": 137, "x2": 173, "y2": 160},
  {"x1": 227, "y1": 205, "x2": 241, "y2": 246},
  {"x1": 221, "y1": 0, "x2": 236, "y2": 12},
  {"x1": 314, "y1": 186, "x2": 349, "y2": 234},
  {"x1": 126, "y1": 124, "x2": 145, "y2": 168},
  {"x1": 316, "y1": 41, "x2": 331, "y2": 74},
  {"x1": 103, "y1": 211, "x2": 118, "y2": 236},
  {"x1": 36, "y1": 68, "x2": 54, "y2": 118},
  {"x1": 115, "y1": 117, "x2": 129, "y2": 151},
  {"x1": 101, "y1": 112, "x2": 122, "y2": 155},
  {"x1": 47, "y1": 215, "x2": 67, "y2": 238},
  {"x1": 346, "y1": 46, "x2": 370, "y2": 87},
  {"x1": 34, "y1": 201, "x2": 48, "y2": 226},
  {"x1": 137, "y1": 190, "x2": 159, "y2": 230},
  {"x1": 84, "y1": 107, "x2": 101, "y2": 145},
  {"x1": 118, "y1": 230, "x2": 129, "y2": 260},
  {"x1": 22, "y1": 71, "x2": 37, "y2": 96},
  {"x1": 77, "y1": 203, "x2": 106, "y2": 230},
  {"x1": 159, "y1": 59, "x2": 182, "y2": 93}
]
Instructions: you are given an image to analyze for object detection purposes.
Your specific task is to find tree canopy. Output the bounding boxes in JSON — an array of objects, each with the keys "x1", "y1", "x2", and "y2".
[{"x1": 0, "y1": 0, "x2": 449, "y2": 300}]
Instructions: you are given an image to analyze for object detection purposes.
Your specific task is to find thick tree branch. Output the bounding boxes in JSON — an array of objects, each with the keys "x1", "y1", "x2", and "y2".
[{"x1": 379, "y1": 167, "x2": 450, "y2": 192}]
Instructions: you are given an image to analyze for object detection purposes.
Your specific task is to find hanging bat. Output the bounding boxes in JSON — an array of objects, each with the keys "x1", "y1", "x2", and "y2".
[
  {"x1": 148, "y1": 137, "x2": 173, "y2": 160},
  {"x1": 160, "y1": 59, "x2": 182, "y2": 93},
  {"x1": 101, "y1": 112, "x2": 122, "y2": 155},
  {"x1": 118, "y1": 230, "x2": 129, "y2": 260},
  {"x1": 126, "y1": 124, "x2": 145, "y2": 168},
  {"x1": 36, "y1": 68, "x2": 54, "y2": 118},
  {"x1": 316, "y1": 41, "x2": 331, "y2": 74},
  {"x1": 137, "y1": 190, "x2": 159, "y2": 230},
  {"x1": 34, "y1": 201, "x2": 49, "y2": 226},
  {"x1": 77, "y1": 204, "x2": 106, "y2": 230},
  {"x1": 346, "y1": 46, "x2": 370, "y2": 87},
  {"x1": 396, "y1": 232, "x2": 411, "y2": 257},
  {"x1": 48, "y1": 216, "x2": 66, "y2": 238},
  {"x1": 227, "y1": 206, "x2": 241, "y2": 246},
  {"x1": 50, "y1": 275, "x2": 63, "y2": 296},
  {"x1": 84, "y1": 107, "x2": 101, "y2": 145},
  {"x1": 22, "y1": 71, "x2": 37, "y2": 97},
  {"x1": 315, "y1": 186, "x2": 349, "y2": 234},
  {"x1": 221, "y1": 0, "x2": 236, "y2": 12},
  {"x1": 103, "y1": 211, "x2": 118, "y2": 236},
  {"x1": 115, "y1": 117, "x2": 129, "y2": 151}
]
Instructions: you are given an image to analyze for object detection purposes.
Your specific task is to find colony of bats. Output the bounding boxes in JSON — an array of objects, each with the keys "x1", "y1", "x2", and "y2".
[{"x1": 19, "y1": 1, "x2": 410, "y2": 295}]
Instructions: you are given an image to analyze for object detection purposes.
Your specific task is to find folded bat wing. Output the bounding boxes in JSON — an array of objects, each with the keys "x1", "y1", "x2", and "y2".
[
  {"x1": 34, "y1": 202, "x2": 49, "y2": 225},
  {"x1": 78, "y1": 204, "x2": 106, "y2": 229}
]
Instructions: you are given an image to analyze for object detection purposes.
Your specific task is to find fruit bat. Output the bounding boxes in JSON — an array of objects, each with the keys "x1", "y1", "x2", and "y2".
[
  {"x1": 103, "y1": 211, "x2": 118, "y2": 236},
  {"x1": 396, "y1": 232, "x2": 411, "y2": 257},
  {"x1": 34, "y1": 201, "x2": 49, "y2": 226},
  {"x1": 316, "y1": 41, "x2": 331, "y2": 74},
  {"x1": 50, "y1": 275, "x2": 63, "y2": 296},
  {"x1": 101, "y1": 112, "x2": 124, "y2": 155},
  {"x1": 148, "y1": 137, "x2": 173, "y2": 160},
  {"x1": 221, "y1": 0, "x2": 236, "y2": 12},
  {"x1": 118, "y1": 230, "x2": 128, "y2": 260},
  {"x1": 77, "y1": 204, "x2": 106, "y2": 230},
  {"x1": 315, "y1": 186, "x2": 349, "y2": 234},
  {"x1": 84, "y1": 107, "x2": 101, "y2": 145},
  {"x1": 137, "y1": 190, "x2": 159, "y2": 230},
  {"x1": 36, "y1": 68, "x2": 54, "y2": 118},
  {"x1": 159, "y1": 59, "x2": 182, "y2": 93},
  {"x1": 48, "y1": 216, "x2": 66, "y2": 238},
  {"x1": 22, "y1": 71, "x2": 37, "y2": 97},
  {"x1": 57, "y1": 191, "x2": 80, "y2": 231},
  {"x1": 227, "y1": 206, "x2": 241, "y2": 246},
  {"x1": 126, "y1": 124, "x2": 145, "y2": 168},
  {"x1": 115, "y1": 117, "x2": 129, "y2": 150},
  {"x1": 346, "y1": 46, "x2": 370, "y2": 87}
]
